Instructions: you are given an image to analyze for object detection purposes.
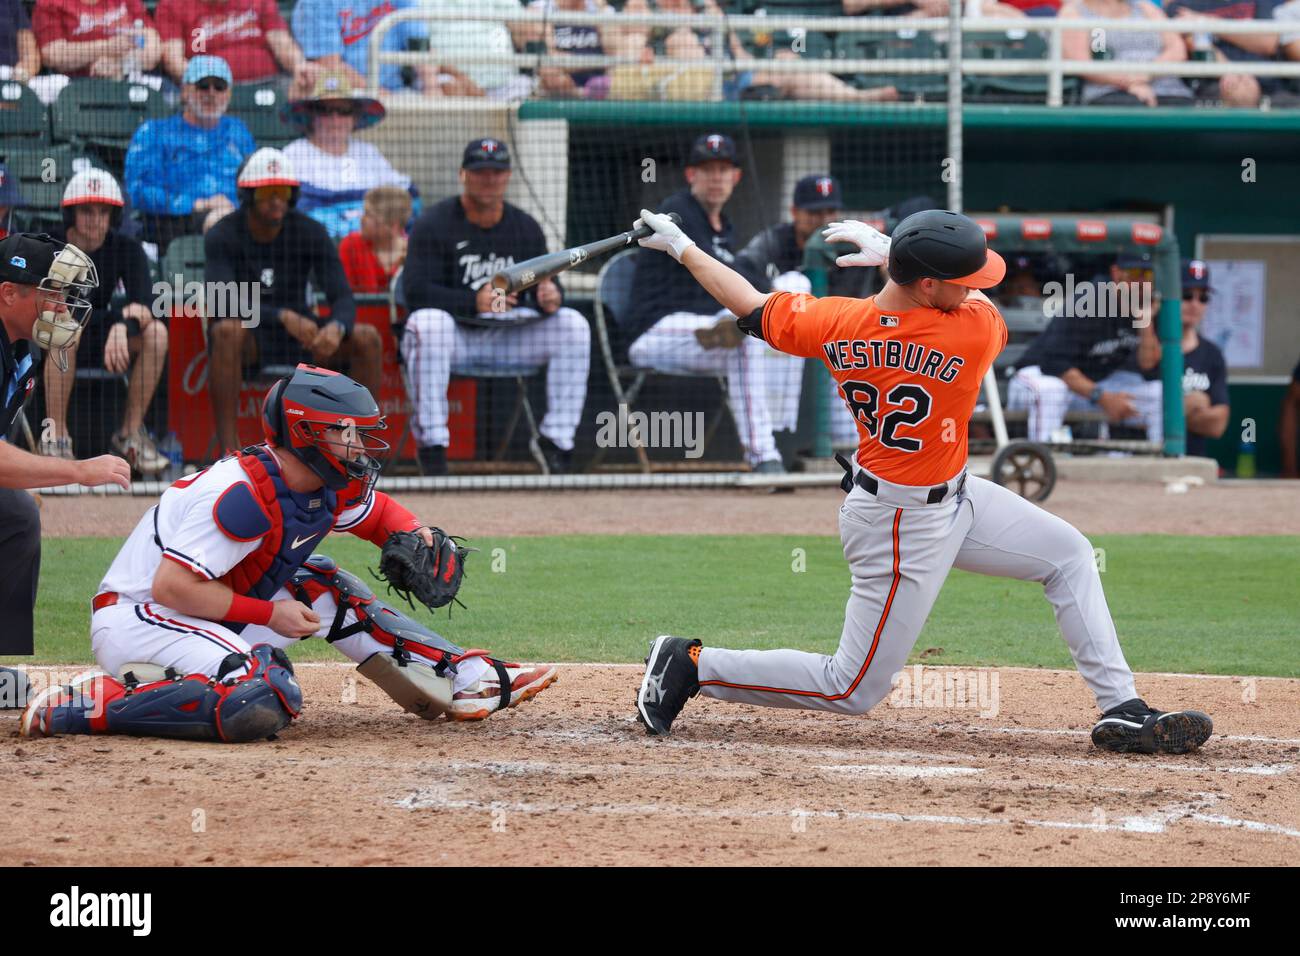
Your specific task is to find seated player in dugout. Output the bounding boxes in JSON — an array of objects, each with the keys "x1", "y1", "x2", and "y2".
[
  {"x1": 630, "y1": 208, "x2": 1213, "y2": 755},
  {"x1": 1007, "y1": 251, "x2": 1165, "y2": 444},
  {"x1": 41, "y1": 169, "x2": 170, "y2": 476},
  {"x1": 20, "y1": 364, "x2": 559, "y2": 741},
  {"x1": 401, "y1": 138, "x2": 591, "y2": 477},
  {"x1": 623, "y1": 133, "x2": 786, "y2": 473},
  {"x1": 1136, "y1": 259, "x2": 1229, "y2": 458},
  {"x1": 205, "y1": 148, "x2": 382, "y2": 457}
]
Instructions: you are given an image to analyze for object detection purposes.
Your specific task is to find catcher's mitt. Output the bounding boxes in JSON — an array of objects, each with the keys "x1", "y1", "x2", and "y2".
[{"x1": 373, "y1": 529, "x2": 473, "y2": 613}]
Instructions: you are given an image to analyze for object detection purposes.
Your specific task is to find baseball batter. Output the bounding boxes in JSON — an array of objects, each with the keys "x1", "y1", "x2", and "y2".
[
  {"x1": 21, "y1": 365, "x2": 557, "y2": 741},
  {"x1": 633, "y1": 208, "x2": 1213, "y2": 755}
]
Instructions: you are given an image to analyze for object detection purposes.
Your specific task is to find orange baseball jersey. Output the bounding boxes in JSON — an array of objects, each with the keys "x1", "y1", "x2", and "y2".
[{"x1": 758, "y1": 291, "x2": 1007, "y2": 486}]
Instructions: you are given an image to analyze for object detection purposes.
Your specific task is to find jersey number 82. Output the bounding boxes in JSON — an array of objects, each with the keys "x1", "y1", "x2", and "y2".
[{"x1": 840, "y1": 380, "x2": 933, "y2": 453}]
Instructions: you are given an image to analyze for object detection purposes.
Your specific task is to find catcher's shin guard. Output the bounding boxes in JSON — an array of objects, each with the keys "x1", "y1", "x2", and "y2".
[{"x1": 20, "y1": 645, "x2": 302, "y2": 742}]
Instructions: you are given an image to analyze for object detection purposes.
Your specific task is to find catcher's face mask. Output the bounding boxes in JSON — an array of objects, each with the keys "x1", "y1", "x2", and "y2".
[
  {"x1": 33, "y1": 243, "x2": 98, "y2": 372},
  {"x1": 294, "y1": 415, "x2": 389, "y2": 496}
]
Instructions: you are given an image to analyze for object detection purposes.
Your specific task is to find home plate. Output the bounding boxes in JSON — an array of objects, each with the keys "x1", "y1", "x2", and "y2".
[{"x1": 817, "y1": 764, "x2": 983, "y2": 779}]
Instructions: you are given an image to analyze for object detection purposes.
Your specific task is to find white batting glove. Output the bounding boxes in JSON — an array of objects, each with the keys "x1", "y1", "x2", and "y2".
[
  {"x1": 822, "y1": 219, "x2": 892, "y2": 269},
  {"x1": 635, "y1": 209, "x2": 695, "y2": 263}
]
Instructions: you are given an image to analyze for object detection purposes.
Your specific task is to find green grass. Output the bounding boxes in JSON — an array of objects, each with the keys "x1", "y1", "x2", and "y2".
[{"x1": 6, "y1": 535, "x2": 1297, "y2": 677}]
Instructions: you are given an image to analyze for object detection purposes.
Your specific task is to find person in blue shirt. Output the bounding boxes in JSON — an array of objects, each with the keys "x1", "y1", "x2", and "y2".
[
  {"x1": 124, "y1": 55, "x2": 256, "y2": 253},
  {"x1": 292, "y1": 0, "x2": 438, "y2": 94}
]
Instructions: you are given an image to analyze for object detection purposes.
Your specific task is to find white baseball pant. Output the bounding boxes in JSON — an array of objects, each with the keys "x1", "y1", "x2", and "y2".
[
  {"x1": 698, "y1": 469, "x2": 1138, "y2": 714},
  {"x1": 1007, "y1": 365, "x2": 1164, "y2": 443},
  {"x1": 401, "y1": 307, "x2": 591, "y2": 451}
]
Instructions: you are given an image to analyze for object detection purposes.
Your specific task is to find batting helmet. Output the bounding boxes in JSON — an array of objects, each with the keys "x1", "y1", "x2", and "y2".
[
  {"x1": 261, "y1": 364, "x2": 388, "y2": 496},
  {"x1": 237, "y1": 148, "x2": 300, "y2": 208},
  {"x1": 61, "y1": 168, "x2": 125, "y2": 230},
  {"x1": 887, "y1": 209, "x2": 1006, "y2": 289}
]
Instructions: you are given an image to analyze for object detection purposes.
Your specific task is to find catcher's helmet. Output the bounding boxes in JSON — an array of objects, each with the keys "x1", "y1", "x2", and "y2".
[
  {"x1": 887, "y1": 209, "x2": 1006, "y2": 289},
  {"x1": 61, "y1": 168, "x2": 125, "y2": 230},
  {"x1": 262, "y1": 364, "x2": 388, "y2": 495},
  {"x1": 237, "y1": 147, "x2": 300, "y2": 208}
]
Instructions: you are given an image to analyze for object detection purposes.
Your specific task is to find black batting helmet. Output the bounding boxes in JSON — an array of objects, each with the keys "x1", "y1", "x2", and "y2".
[{"x1": 887, "y1": 209, "x2": 1006, "y2": 289}]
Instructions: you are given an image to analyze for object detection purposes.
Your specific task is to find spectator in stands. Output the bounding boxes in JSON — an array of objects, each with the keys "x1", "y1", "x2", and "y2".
[
  {"x1": 205, "y1": 148, "x2": 382, "y2": 455},
  {"x1": 1061, "y1": 0, "x2": 1194, "y2": 106},
  {"x1": 1007, "y1": 252, "x2": 1165, "y2": 443},
  {"x1": 624, "y1": 0, "x2": 898, "y2": 102},
  {"x1": 1164, "y1": 0, "x2": 1281, "y2": 106},
  {"x1": 283, "y1": 71, "x2": 414, "y2": 240},
  {"x1": 844, "y1": 0, "x2": 1027, "y2": 19},
  {"x1": 624, "y1": 133, "x2": 785, "y2": 473},
  {"x1": 733, "y1": 173, "x2": 868, "y2": 449},
  {"x1": 292, "y1": 0, "x2": 452, "y2": 95},
  {"x1": 0, "y1": 0, "x2": 41, "y2": 84},
  {"x1": 1277, "y1": 1, "x2": 1300, "y2": 104},
  {"x1": 421, "y1": 0, "x2": 536, "y2": 100},
  {"x1": 1134, "y1": 258, "x2": 1228, "y2": 457},
  {"x1": 32, "y1": 0, "x2": 160, "y2": 79},
  {"x1": 519, "y1": 0, "x2": 649, "y2": 100},
  {"x1": 1280, "y1": 356, "x2": 1300, "y2": 477},
  {"x1": 0, "y1": 163, "x2": 20, "y2": 241},
  {"x1": 340, "y1": 185, "x2": 411, "y2": 297},
  {"x1": 401, "y1": 138, "x2": 591, "y2": 476},
  {"x1": 42, "y1": 168, "x2": 168, "y2": 475},
  {"x1": 156, "y1": 0, "x2": 315, "y2": 87},
  {"x1": 125, "y1": 55, "x2": 255, "y2": 252}
]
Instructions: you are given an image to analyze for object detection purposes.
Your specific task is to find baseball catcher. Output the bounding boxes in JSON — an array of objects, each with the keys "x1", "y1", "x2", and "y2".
[{"x1": 21, "y1": 364, "x2": 557, "y2": 742}]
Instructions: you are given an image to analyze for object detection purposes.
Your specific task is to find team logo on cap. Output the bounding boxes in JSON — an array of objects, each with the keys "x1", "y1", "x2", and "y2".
[
  {"x1": 266, "y1": 157, "x2": 281, "y2": 174},
  {"x1": 707, "y1": 134, "x2": 724, "y2": 152},
  {"x1": 816, "y1": 177, "x2": 834, "y2": 197},
  {"x1": 9, "y1": 255, "x2": 25, "y2": 268},
  {"x1": 481, "y1": 140, "x2": 499, "y2": 153},
  {"x1": 1188, "y1": 260, "x2": 1207, "y2": 280}
]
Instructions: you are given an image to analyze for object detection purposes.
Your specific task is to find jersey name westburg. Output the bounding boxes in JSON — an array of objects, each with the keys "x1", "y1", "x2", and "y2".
[{"x1": 822, "y1": 338, "x2": 966, "y2": 384}]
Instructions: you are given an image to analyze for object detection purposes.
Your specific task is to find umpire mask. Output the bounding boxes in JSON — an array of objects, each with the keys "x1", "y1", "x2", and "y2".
[{"x1": 33, "y1": 242, "x2": 99, "y2": 372}]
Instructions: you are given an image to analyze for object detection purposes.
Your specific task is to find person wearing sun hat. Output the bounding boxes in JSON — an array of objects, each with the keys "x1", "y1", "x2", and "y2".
[{"x1": 282, "y1": 71, "x2": 414, "y2": 240}]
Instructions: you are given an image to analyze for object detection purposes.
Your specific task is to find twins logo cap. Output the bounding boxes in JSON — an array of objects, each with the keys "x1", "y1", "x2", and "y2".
[
  {"x1": 887, "y1": 209, "x2": 1006, "y2": 290},
  {"x1": 687, "y1": 133, "x2": 738, "y2": 167},
  {"x1": 463, "y1": 138, "x2": 512, "y2": 170},
  {"x1": 792, "y1": 174, "x2": 843, "y2": 211}
]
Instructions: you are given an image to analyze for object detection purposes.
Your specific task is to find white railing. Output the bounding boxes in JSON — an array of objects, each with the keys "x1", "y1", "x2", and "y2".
[{"x1": 368, "y1": 11, "x2": 1300, "y2": 107}]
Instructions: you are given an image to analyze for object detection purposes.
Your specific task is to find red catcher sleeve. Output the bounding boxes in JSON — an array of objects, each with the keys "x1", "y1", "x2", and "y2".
[{"x1": 347, "y1": 491, "x2": 423, "y2": 547}]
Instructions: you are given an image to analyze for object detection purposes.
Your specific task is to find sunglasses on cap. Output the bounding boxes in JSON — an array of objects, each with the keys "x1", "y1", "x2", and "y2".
[
  {"x1": 254, "y1": 185, "x2": 293, "y2": 201},
  {"x1": 194, "y1": 78, "x2": 229, "y2": 92},
  {"x1": 312, "y1": 103, "x2": 355, "y2": 117},
  {"x1": 1182, "y1": 290, "x2": 1210, "y2": 303}
]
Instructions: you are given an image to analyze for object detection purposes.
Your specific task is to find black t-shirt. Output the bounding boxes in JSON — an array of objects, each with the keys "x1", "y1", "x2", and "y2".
[
  {"x1": 1142, "y1": 334, "x2": 1229, "y2": 456},
  {"x1": 204, "y1": 206, "x2": 355, "y2": 333},
  {"x1": 624, "y1": 188, "x2": 736, "y2": 341},
  {"x1": 53, "y1": 227, "x2": 154, "y2": 330},
  {"x1": 402, "y1": 196, "x2": 553, "y2": 318},
  {"x1": 0, "y1": 321, "x2": 36, "y2": 439}
]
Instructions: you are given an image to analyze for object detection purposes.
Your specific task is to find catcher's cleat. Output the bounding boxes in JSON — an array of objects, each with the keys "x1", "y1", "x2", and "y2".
[
  {"x1": 635, "y1": 635, "x2": 701, "y2": 737},
  {"x1": 1091, "y1": 698, "x2": 1213, "y2": 755},
  {"x1": 19, "y1": 670, "x2": 106, "y2": 737},
  {"x1": 446, "y1": 654, "x2": 558, "y2": 721}
]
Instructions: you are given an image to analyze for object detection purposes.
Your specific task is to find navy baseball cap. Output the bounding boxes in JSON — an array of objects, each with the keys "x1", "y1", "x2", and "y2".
[
  {"x1": 462, "y1": 138, "x2": 512, "y2": 170},
  {"x1": 0, "y1": 163, "x2": 20, "y2": 207},
  {"x1": 0, "y1": 232, "x2": 62, "y2": 286},
  {"x1": 793, "y1": 174, "x2": 843, "y2": 211},
  {"x1": 1182, "y1": 258, "x2": 1210, "y2": 289},
  {"x1": 687, "y1": 133, "x2": 738, "y2": 167}
]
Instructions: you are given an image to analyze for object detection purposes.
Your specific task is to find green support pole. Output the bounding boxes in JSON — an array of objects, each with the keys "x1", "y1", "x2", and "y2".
[
  {"x1": 802, "y1": 232, "x2": 835, "y2": 460},
  {"x1": 1157, "y1": 247, "x2": 1186, "y2": 458}
]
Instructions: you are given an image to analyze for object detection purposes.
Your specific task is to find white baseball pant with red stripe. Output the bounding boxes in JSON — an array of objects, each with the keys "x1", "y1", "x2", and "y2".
[
  {"x1": 90, "y1": 590, "x2": 490, "y2": 689},
  {"x1": 628, "y1": 309, "x2": 780, "y2": 467},
  {"x1": 696, "y1": 468, "x2": 1139, "y2": 714},
  {"x1": 1007, "y1": 365, "x2": 1164, "y2": 443}
]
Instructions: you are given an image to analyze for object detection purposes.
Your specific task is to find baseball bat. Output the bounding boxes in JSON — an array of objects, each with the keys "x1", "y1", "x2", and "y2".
[{"x1": 490, "y1": 213, "x2": 683, "y2": 295}]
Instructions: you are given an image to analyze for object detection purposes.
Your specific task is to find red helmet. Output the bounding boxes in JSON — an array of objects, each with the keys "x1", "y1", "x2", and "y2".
[{"x1": 261, "y1": 364, "x2": 388, "y2": 495}]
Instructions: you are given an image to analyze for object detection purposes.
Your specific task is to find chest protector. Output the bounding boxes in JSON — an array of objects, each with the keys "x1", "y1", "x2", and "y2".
[{"x1": 220, "y1": 449, "x2": 339, "y2": 614}]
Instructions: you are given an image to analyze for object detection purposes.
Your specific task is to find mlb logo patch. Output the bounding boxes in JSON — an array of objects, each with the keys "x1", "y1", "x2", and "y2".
[
  {"x1": 9, "y1": 255, "x2": 25, "y2": 269},
  {"x1": 880, "y1": 315, "x2": 899, "y2": 327}
]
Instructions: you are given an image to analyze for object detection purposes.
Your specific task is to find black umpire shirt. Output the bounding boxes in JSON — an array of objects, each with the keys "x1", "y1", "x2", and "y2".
[
  {"x1": 204, "y1": 206, "x2": 356, "y2": 333},
  {"x1": 0, "y1": 320, "x2": 37, "y2": 438},
  {"x1": 733, "y1": 222, "x2": 875, "y2": 299},
  {"x1": 624, "y1": 188, "x2": 736, "y2": 343},
  {"x1": 402, "y1": 196, "x2": 554, "y2": 317}
]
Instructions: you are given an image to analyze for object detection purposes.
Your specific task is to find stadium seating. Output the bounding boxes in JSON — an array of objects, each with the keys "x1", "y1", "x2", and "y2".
[
  {"x1": 228, "y1": 82, "x2": 297, "y2": 148},
  {"x1": 2, "y1": 145, "x2": 79, "y2": 231},
  {"x1": 51, "y1": 79, "x2": 169, "y2": 164},
  {"x1": 0, "y1": 80, "x2": 49, "y2": 144},
  {"x1": 834, "y1": 31, "x2": 950, "y2": 101}
]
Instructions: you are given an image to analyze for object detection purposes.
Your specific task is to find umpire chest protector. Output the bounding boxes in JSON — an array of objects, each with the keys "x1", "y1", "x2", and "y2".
[{"x1": 217, "y1": 448, "x2": 339, "y2": 620}]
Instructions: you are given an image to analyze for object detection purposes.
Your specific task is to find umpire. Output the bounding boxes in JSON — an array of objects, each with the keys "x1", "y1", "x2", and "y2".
[{"x1": 0, "y1": 233, "x2": 131, "y2": 696}]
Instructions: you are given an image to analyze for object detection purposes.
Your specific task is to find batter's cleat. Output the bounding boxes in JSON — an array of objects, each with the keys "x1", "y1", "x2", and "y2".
[
  {"x1": 0, "y1": 666, "x2": 31, "y2": 710},
  {"x1": 636, "y1": 636, "x2": 701, "y2": 737},
  {"x1": 1091, "y1": 698, "x2": 1213, "y2": 755},
  {"x1": 19, "y1": 670, "x2": 106, "y2": 737},
  {"x1": 447, "y1": 658, "x2": 558, "y2": 721},
  {"x1": 529, "y1": 435, "x2": 573, "y2": 475}
]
